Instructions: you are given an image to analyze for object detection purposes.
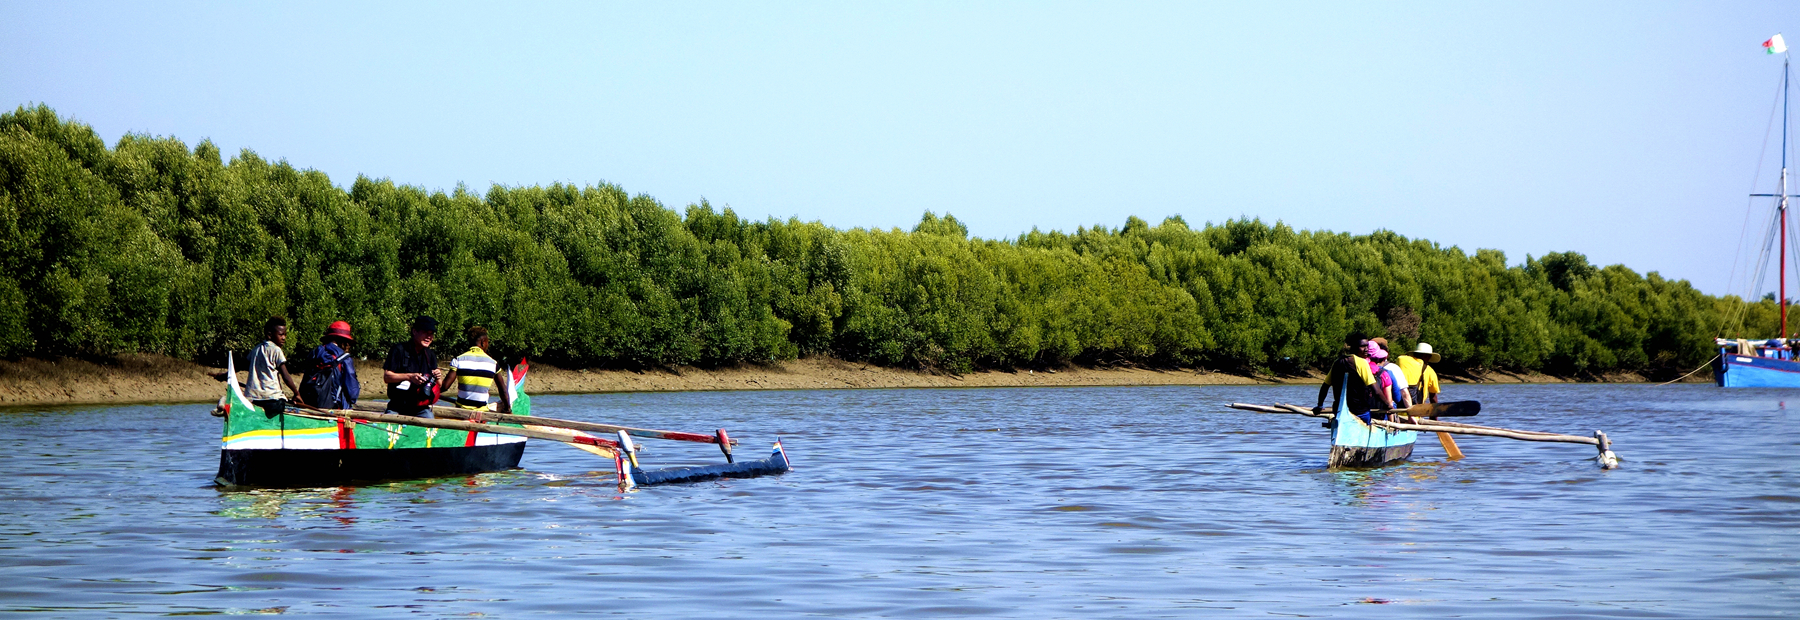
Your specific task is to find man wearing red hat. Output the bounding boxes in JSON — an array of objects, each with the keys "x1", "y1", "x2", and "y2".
[{"x1": 296, "y1": 320, "x2": 361, "y2": 409}]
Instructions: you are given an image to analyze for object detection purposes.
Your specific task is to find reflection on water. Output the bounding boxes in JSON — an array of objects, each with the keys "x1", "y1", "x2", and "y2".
[
  {"x1": 2, "y1": 384, "x2": 1797, "y2": 617},
  {"x1": 1326, "y1": 460, "x2": 1453, "y2": 509},
  {"x1": 213, "y1": 472, "x2": 527, "y2": 521}
]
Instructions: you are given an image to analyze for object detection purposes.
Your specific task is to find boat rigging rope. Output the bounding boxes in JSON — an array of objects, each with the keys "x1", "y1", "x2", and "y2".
[
  {"x1": 1719, "y1": 73, "x2": 1792, "y2": 338},
  {"x1": 1655, "y1": 354, "x2": 1720, "y2": 386}
]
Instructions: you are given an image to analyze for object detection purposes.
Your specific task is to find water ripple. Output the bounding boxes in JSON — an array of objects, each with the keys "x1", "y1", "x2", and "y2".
[{"x1": 1, "y1": 384, "x2": 1796, "y2": 616}]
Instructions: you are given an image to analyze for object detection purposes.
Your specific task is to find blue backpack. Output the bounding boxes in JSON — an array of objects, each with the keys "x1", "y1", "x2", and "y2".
[{"x1": 298, "y1": 344, "x2": 352, "y2": 409}]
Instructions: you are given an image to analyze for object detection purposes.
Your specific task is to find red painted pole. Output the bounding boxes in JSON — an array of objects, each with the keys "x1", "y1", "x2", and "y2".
[{"x1": 716, "y1": 429, "x2": 734, "y2": 463}]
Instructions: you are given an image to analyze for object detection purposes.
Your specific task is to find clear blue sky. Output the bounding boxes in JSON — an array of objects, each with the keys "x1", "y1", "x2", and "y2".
[{"x1": 4, "y1": 1, "x2": 1798, "y2": 296}]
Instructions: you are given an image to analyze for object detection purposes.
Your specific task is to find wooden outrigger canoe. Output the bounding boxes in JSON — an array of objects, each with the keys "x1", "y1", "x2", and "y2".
[
  {"x1": 1227, "y1": 401, "x2": 1620, "y2": 469},
  {"x1": 1327, "y1": 400, "x2": 1484, "y2": 467},
  {"x1": 212, "y1": 355, "x2": 790, "y2": 488}
]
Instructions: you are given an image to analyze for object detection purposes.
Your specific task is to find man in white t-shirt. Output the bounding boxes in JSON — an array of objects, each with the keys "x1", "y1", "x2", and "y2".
[{"x1": 247, "y1": 316, "x2": 300, "y2": 416}]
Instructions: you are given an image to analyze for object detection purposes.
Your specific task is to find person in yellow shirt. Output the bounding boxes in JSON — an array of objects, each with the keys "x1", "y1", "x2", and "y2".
[
  {"x1": 449, "y1": 326, "x2": 500, "y2": 413},
  {"x1": 1315, "y1": 333, "x2": 1385, "y2": 421},
  {"x1": 1394, "y1": 342, "x2": 1442, "y2": 404}
]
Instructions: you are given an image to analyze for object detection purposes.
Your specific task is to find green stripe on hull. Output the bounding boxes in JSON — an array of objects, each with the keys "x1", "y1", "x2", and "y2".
[{"x1": 222, "y1": 402, "x2": 531, "y2": 450}]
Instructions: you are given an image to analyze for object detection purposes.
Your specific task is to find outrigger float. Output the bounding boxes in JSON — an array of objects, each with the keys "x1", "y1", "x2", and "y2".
[
  {"x1": 1226, "y1": 402, "x2": 1620, "y2": 470},
  {"x1": 213, "y1": 355, "x2": 790, "y2": 489}
]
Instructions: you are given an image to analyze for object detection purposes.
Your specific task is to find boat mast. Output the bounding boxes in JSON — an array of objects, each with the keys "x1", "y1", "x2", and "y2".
[{"x1": 1753, "y1": 45, "x2": 1800, "y2": 343}]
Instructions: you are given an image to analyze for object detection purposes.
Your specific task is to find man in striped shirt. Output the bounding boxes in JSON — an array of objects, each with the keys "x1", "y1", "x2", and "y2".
[{"x1": 449, "y1": 326, "x2": 500, "y2": 414}]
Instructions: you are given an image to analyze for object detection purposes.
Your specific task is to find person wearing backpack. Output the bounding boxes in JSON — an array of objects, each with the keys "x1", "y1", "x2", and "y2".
[
  {"x1": 1314, "y1": 332, "x2": 1383, "y2": 422},
  {"x1": 298, "y1": 321, "x2": 361, "y2": 410}
]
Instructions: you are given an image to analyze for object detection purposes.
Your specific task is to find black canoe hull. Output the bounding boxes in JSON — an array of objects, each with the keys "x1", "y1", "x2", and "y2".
[{"x1": 215, "y1": 442, "x2": 526, "y2": 488}]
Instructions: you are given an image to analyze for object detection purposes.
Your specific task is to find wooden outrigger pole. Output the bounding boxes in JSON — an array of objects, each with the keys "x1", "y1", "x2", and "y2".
[
  {"x1": 294, "y1": 404, "x2": 627, "y2": 452},
  {"x1": 1227, "y1": 403, "x2": 1620, "y2": 469},
  {"x1": 347, "y1": 402, "x2": 736, "y2": 447},
  {"x1": 304, "y1": 403, "x2": 787, "y2": 488}
]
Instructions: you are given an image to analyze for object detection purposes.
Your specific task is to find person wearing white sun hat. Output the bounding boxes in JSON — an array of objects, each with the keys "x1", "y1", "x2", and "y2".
[{"x1": 1395, "y1": 342, "x2": 1442, "y2": 405}]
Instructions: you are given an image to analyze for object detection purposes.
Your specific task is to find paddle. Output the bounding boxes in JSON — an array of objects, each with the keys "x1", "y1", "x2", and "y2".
[
  {"x1": 1433, "y1": 428, "x2": 1464, "y2": 459},
  {"x1": 1350, "y1": 403, "x2": 1478, "y2": 460},
  {"x1": 1402, "y1": 401, "x2": 1480, "y2": 417},
  {"x1": 1403, "y1": 401, "x2": 1474, "y2": 459}
]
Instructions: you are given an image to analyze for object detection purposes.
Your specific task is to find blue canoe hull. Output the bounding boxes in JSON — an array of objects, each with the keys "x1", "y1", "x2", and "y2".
[
  {"x1": 1716, "y1": 354, "x2": 1800, "y2": 388},
  {"x1": 1329, "y1": 413, "x2": 1418, "y2": 468}
]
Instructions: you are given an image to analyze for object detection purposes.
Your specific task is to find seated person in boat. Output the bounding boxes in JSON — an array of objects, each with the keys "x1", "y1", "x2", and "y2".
[
  {"x1": 383, "y1": 315, "x2": 443, "y2": 418},
  {"x1": 1396, "y1": 342, "x2": 1441, "y2": 405},
  {"x1": 1315, "y1": 333, "x2": 1387, "y2": 420},
  {"x1": 449, "y1": 325, "x2": 500, "y2": 415},
  {"x1": 246, "y1": 316, "x2": 301, "y2": 416},
  {"x1": 1367, "y1": 338, "x2": 1413, "y2": 411},
  {"x1": 297, "y1": 320, "x2": 361, "y2": 409}
]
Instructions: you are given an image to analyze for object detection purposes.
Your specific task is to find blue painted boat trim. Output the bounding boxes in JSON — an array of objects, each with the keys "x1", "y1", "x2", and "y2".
[
  {"x1": 1717, "y1": 351, "x2": 1800, "y2": 388},
  {"x1": 1331, "y1": 412, "x2": 1419, "y2": 451}
]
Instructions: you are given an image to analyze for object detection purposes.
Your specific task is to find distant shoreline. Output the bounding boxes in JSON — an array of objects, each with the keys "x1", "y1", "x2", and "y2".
[{"x1": 0, "y1": 354, "x2": 1707, "y2": 409}]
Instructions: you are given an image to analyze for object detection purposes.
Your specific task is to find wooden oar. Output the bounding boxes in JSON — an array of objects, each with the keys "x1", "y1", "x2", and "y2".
[
  {"x1": 1399, "y1": 401, "x2": 1476, "y2": 458},
  {"x1": 1434, "y1": 430, "x2": 1465, "y2": 460},
  {"x1": 349, "y1": 401, "x2": 735, "y2": 446},
  {"x1": 296, "y1": 404, "x2": 622, "y2": 455},
  {"x1": 1403, "y1": 401, "x2": 1480, "y2": 417}
]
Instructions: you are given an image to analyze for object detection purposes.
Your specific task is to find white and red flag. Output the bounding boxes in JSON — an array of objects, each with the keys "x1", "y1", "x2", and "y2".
[{"x1": 1766, "y1": 34, "x2": 1788, "y2": 55}]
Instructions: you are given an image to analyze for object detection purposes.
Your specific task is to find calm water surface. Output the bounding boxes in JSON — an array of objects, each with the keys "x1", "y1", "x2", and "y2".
[{"x1": 1, "y1": 384, "x2": 1795, "y2": 617}]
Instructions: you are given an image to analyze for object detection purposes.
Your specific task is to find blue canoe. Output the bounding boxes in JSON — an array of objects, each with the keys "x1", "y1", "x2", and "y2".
[
  {"x1": 1329, "y1": 412, "x2": 1418, "y2": 468},
  {"x1": 1327, "y1": 371, "x2": 1419, "y2": 467}
]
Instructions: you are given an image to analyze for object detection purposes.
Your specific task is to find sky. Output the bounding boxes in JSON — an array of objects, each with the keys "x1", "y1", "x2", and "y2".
[{"x1": 3, "y1": 1, "x2": 1799, "y2": 296}]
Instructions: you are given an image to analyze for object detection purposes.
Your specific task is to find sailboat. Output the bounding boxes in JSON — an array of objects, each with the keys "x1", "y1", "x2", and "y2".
[{"x1": 1717, "y1": 35, "x2": 1800, "y2": 388}]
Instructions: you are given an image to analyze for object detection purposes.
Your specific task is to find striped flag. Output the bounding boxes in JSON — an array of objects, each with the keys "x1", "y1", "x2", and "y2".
[{"x1": 1767, "y1": 34, "x2": 1788, "y2": 55}]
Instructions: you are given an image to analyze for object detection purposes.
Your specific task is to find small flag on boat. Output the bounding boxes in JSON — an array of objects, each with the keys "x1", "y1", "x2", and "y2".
[
  {"x1": 503, "y1": 357, "x2": 530, "y2": 411},
  {"x1": 1766, "y1": 34, "x2": 1788, "y2": 55}
]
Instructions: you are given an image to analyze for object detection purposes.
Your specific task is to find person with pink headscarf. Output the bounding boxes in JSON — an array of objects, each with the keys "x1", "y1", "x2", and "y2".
[{"x1": 1365, "y1": 338, "x2": 1413, "y2": 414}]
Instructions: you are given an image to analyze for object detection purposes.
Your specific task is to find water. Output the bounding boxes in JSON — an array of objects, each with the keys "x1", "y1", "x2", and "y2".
[{"x1": 1, "y1": 384, "x2": 1795, "y2": 617}]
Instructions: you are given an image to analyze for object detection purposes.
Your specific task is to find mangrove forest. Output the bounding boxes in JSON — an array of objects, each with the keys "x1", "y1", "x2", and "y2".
[{"x1": 0, "y1": 105, "x2": 1774, "y2": 378}]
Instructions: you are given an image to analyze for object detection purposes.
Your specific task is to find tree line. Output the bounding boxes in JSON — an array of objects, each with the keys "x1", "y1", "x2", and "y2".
[{"x1": 0, "y1": 105, "x2": 1765, "y2": 378}]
